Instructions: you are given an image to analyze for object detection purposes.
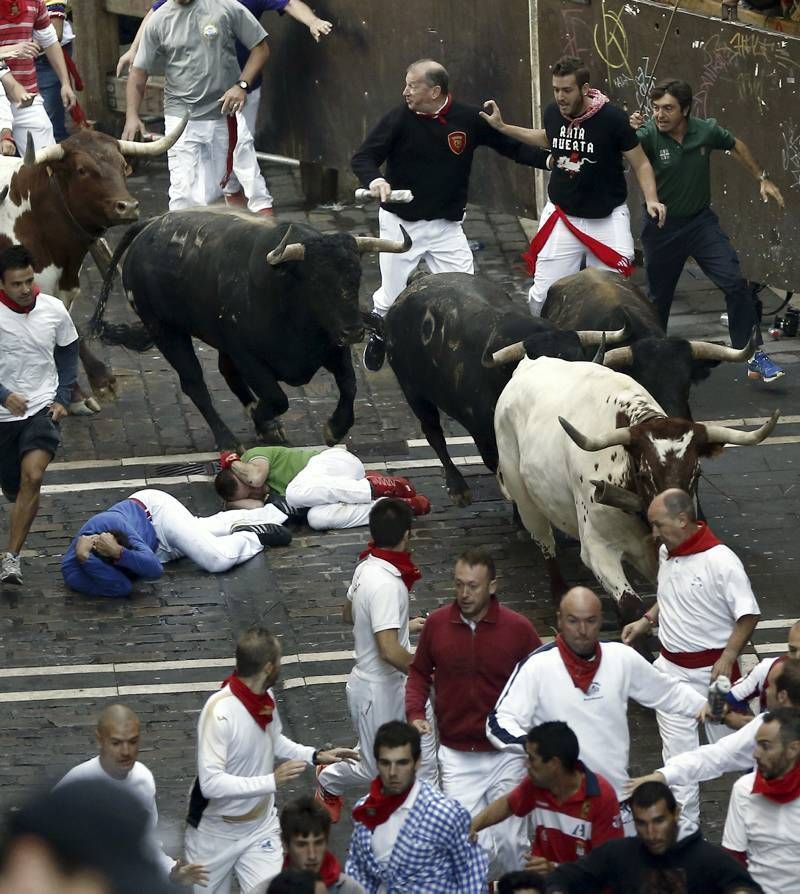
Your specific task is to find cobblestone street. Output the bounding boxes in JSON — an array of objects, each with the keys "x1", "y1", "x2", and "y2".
[{"x1": 0, "y1": 155, "x2": 797, "y2": 861}]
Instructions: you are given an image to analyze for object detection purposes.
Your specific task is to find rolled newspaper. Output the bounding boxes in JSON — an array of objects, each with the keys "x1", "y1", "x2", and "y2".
[{"x1": 355, "y1": 188, "x2": 414, "y2": 203}]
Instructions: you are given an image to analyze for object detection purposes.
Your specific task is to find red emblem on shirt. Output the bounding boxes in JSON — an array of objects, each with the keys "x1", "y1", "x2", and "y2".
[{"x1": 448, "y1": 131, "x2": 467, "y2": 155}]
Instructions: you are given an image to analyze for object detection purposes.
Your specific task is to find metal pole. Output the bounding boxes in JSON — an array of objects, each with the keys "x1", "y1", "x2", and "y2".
[
  {"x1": 255, "y1": 152, "x2": 301, "y2": 168},
  {"x1": 638, "y1": 0, "x2": 682, "y2": 116}
]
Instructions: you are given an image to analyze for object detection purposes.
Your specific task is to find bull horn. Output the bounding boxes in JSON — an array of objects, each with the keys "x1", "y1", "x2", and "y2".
[
  {"x1": 267, "y1": 226, "x2": 306, "y2": 265},
  {"x1": 484, "y1": 341, "x2": 526, "y2": 368},
  {"x1": 703, "y1": 409, "x2": 780, "y2": 447},
  {"x1": 117, "y1": 114, "x2": 189, "y2": 157},
  {"x1": 602, "y1": 346, "x2": 634, "y2": 370},
  {"x1": 23, "y1": 133, "x2": 35, "y2": 166},
  {"x1": 354, "y1": 225, "x2": 412, "y2": 255},
  {"x1": 576, "y1": 325, "x2": 627, "y2": 347},
  {"x1": 0, "y1": 185, "x2": 7, "y2": 205},
  {"x1": 559, "y1": 415, "x2": 632, "y2": 452},
  {"x1": 591, "y1": 333, "x2": 606, "y2": 364},
  {"x1": 32, "y1": 142, "x2": 65, "y2": 165},
  {"x1": 689, "y1": 328, "x2": 758, "y2": 363},
  {"x1": 591, "y1": 479, "x2": 643, "y2": 513}
]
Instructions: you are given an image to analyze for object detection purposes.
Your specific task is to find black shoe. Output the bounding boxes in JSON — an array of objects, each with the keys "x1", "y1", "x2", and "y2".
[
  {"x1": 363, "y1": 333, "x2": 386, "y2": 372},
  {"x1": 230, "y1": 522, "x2": 293, "y2": 547},
  {"x1": 266, "y1": 493, "x2": 309, "y2": 525}
]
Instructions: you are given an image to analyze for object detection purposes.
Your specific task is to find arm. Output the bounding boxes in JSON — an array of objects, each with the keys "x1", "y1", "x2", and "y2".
[
  {"x1": 486, "y1": 659, "x2": 536, "y2": 753},
  {"x1": 53, "y1": 338, "x2": 78, "y2": 409},
  {"x1": 405, "y1": 623, "x2": 434, "y2": 726},
  {"x1": 345, "y1": 827, "x2": 376, "y2": 891},
  {"x1": 627, "y1": 647, "x2": 707, "y2": 717},
  {"x1": 374, "y1": 628, "x2": 414, "y2": 674},
  {"x1": 113, "y1": 533, "x2": 164, "y2": 581},
  {"x1": 0, "y1": 63, "x2": 34, "y2": 108},
  {"x1": 61, "y1": 549, "x2": 134, "y2": 598},
  {"x1": 445, "y1": 807, "x2": 490, "y2": 893},
  {"x1": 470, "y1": 794, "x2": 513, "y2": 836},
  {"x1": 479, "y1": 100, "x2": 548, "y2": 147},
  {"x1": 42, "y1": 39, "x2": 76, "y2": 109},
  {"x1": 623, "y1": 144, "x2": 665, "y2": 226},
  {"x1": 351, "y1": 110, "x2": 398, "y2": 199},
  {"x1": 231, "y1": 457, "x2": 269, "y2": 488},
  {"x1": 284, "y1": 0, "x2": 332, "y2": 41},
  {"x1": 477, "y1": 113, "x2": 550, "y2": 169},
  {"x1": 731, "y1": 137, "x2": 785, "y2": 208},
  {"x1": 219, "y1": 39, "x2": 269, "y2": 115},
  {"x1": 117, "y1": 8, "x2": 155, "y2": 77},
  {"x1": 544, "y1": 845, "x2": 614, "y2": 894},
  {"x1": 712, "y1": 614, "x2": 759, "y2": 682},
  {"x1": 342, "y1": 599, "x2": 353, "y2": 625},
  {"x1": 123, "y1": 66, "x2": 149, "y2": 140},
  {"x1": 590, "y1": 789, "x2": 625, "y2": 846}
]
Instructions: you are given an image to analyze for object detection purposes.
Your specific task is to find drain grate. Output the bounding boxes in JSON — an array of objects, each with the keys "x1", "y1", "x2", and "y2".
[{"x1": 154, "y1": 462, "x2": 218, "y2": 477}]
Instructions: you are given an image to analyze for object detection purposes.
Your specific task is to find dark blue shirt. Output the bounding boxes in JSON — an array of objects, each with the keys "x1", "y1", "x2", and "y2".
[{"x1": 61, "y1": 500, "x2": 163, "y2": 598}]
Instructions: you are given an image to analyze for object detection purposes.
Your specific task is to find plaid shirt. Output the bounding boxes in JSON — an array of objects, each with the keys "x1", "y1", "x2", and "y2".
[{"x1": 345, "y1": 780, "x2": 488, "y2": 894}]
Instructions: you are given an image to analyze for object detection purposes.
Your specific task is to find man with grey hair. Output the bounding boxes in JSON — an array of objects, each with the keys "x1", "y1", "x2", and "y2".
[
  {"x1": 622, "y1": 487, "x2": 760, "y2": 827},
  {"x1": 352, "y1": 58, "x2": 551, "y2": 371}
]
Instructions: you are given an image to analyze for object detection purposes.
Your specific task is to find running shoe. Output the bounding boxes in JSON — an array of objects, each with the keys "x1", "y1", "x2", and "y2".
[
  {"x1": 0, "y1": 552, "x2": 22, "y2": 585},
  {"x1": 365, "y1": 472, "x2": 416, "y2": 499},
  {"x1": 230, "y1": 523, "x2": 292, "y2": 547},
  {"x1": 399, "y1": 495, "x2": 431, "y2": 516},
  {"x1": 746, "y1": 350, "x2": 785, "y2": 383},
  {"x1": 314, "y1": 767, "x2": 343, "y2": 823}
]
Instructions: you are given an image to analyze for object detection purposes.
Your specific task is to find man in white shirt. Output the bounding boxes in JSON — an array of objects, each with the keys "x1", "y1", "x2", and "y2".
[
  {"x1": 57, "y1": 703, "x2": 207, "y2": 887},
  {"x1": 0, "y1": 245, "x2": 78, "y2": 584},
  {"x1": 487, "y1": 586, "x2": 710, "y2": 834},
  {"x1": 623, "y1": 488, "x2": 761, "y2": 826},
  {"x1": 185, "y1": 625, "x2": 357, "y2": 894},
  {"x1": 722, "y1": 707, "x2": 800, "y2": 894},
  {"x1": 315, "y1": 499, "x2": 434, "y2": 823}
]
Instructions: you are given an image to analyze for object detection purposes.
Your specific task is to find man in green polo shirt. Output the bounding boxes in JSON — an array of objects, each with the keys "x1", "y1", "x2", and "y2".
[
  {"x1": 213, "y1": 446, "x2": 430, "y2": 530},
  {"x1": 631, "y1": 79, "x2": 786, "y2": 383}
]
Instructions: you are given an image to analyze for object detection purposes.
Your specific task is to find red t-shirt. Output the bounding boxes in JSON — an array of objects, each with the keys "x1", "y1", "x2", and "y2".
[
  {"x1": 507, "y1": 764, "x2": 623, "y2": 864},
  {"x1": 0, "y1": 0, "x2": 51, "y2": 93}
]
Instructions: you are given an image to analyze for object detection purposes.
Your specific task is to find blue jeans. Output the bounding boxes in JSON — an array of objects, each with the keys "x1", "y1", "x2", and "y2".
[
  {"x1": 35, "y1": 43, "x2": 71, "y2": 142},
  {"x1": 641, "y1": 206, "x2": 761, "y2": 349}
]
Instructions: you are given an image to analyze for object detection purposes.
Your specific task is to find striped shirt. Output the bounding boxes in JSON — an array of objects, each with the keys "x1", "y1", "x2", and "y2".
[{"x1": 0, "y1": 0, "x2": 52, "y2": 92}]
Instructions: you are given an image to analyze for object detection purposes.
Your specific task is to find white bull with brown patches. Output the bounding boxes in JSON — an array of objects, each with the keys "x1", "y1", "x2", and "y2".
[{"x1": 494, "y1": 356, "x2": 778, "y2": 624}]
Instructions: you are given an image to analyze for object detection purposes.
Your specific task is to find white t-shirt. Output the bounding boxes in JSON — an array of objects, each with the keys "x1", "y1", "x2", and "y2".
[
  {"x1": 722, "y1": 769, "x2": 800, "y2": 894},
  {"x1": 57, "y1": 756, "x2": 174, "y2": 874},
  {"x1": 348, "y1": 555, "x2": 410, "y2": 680},
  {"x1": 372, "y1": 778, "x2": 421, "y2": 865},
  {"x1": 0, "y1": 293, "x2": 78, "y2": 422},
  {"x1": 656, "y1": 543, "x2": 760, "y2": 653}
]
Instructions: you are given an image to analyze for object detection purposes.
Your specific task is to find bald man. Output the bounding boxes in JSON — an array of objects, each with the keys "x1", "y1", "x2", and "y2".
[
  {"x1": 487, "y1": 587, "x2": 710, "y2": 834},
  {"x1": 57, "y1": 704, "x2": 207, "y2": 887},
  {"x1": 622, "y1": 488, "x2": 760, "y2": 827}
]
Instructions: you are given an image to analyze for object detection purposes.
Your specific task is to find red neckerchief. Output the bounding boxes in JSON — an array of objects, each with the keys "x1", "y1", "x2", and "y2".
[
  {"x1": 358, "y1": 541, "x2": 421, "y2": 591},
  {"x1": 564, "y1": 88, "x2": 609, "y2": 131},
  {"x1": 282, "y1": 851, "x2": 342, "y2": 886},
  {"x1": 556, "y1": 634, "x2": 602, "y2": 693},
  {"x1": 668, "y1": 522, "x2": 722, "y2": 558},
  {"x1": 523, "y1": 206, "x2": 633, "y2": 278},
  {"x1": 0, "y1": 285, "x2": 40, "y2": 315},
  {"x1": 752, "y1": 759, "x2": 800, "y2": 804},
  {"x1": 0, "y1": 0, "x2": 25, "y2": 22},
  {"x1": 352, "y1": 776, "x2": 414, "y2": 830},
  {"x1": 222, "y1": 674, "x2": 274, "y2": 730},
  {"x1": 415, "y1": 93, "x2": 453, "y2": 124}
]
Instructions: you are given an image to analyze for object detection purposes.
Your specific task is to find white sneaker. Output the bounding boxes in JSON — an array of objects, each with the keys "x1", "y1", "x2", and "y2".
[{"x1": 0, "y1": 552, "x2": 22, "y2": 584}]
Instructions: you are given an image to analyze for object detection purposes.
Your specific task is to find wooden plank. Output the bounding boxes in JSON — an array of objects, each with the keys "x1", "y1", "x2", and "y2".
[
  {"x1": 105, "y1": 0, "x2": 152, "y2": 17},
  {"x1": 106, "y1": 74, "x2": 164, "y2": 118},
  {"x1": 72, "y1": 0, "x2": 119, "y2": 126}
]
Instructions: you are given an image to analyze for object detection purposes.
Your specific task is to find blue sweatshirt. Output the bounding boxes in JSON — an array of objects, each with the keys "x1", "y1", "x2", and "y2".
[{"x1": 61, "y1": 500, "x2": 164, "y2": 598}]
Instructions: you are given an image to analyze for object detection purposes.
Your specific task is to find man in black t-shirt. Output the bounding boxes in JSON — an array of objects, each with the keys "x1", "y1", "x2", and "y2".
[
  {"x1": 482, "y1": 56, "x2": 665, "y2": 316},
  {"x1": 351, "y1": 59, "x2": 550, "y2": 371}
]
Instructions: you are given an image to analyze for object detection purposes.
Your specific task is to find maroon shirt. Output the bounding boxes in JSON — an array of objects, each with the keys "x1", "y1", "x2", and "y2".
[{"x1": 406, "y1": 597, "x2": 541, "y2": 751}]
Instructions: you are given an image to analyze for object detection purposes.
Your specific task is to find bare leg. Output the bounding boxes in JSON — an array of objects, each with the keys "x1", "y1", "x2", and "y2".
[{"x1": 7, "y1": 449, "x2": 52, "y2": 553}]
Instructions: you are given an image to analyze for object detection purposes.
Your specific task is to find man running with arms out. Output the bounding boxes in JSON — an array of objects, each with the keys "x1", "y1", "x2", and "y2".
[{"x1": 481, "y1": 55, "x2": 665, "y2": 316}]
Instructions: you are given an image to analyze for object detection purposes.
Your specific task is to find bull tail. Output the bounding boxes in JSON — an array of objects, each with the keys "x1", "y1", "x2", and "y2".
[{"x1": 88, "y1": 220, "x2": 153, "y2": 349}]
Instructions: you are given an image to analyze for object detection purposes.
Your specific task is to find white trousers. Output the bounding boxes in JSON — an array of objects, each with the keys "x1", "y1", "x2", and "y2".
[
  {"x1": 317, "y1": 669, "x2": 437, "y2": 795},
  {"x1": 2, "y1": 94, "x2": 55, "y2": 151},
  {"x1": 371, "y1": 208, "x2": 474, "y2": 316},
  {"x1": 439, "y1": 745, "x2": 528, "y2": 878},
  {"x1": 653, "y1": 654, "x2": 734, "y2": 827},
  {"x1": 129, "y1": 489, "x2": 286, "y2": 572},
  {"x1": 164, "y1": 113, "x2": 271, "y2": 212},
  {"x1": 185, "y1": 810, "x2": 282, "y2": 894},
  {"x1": 223, "y1": 86, "x2": 273, "y2": 211},
  {"x1": 284, "y1": 448, "x2": 375, "y2": 531},
  {"x1": 527, "y1": 201, "x2": 634, "y2": 316}
]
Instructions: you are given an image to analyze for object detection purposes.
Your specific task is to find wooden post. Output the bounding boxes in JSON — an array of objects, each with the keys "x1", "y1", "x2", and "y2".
[{"x1": 72, "y1": 0, "x2": 119, "y2": 129}]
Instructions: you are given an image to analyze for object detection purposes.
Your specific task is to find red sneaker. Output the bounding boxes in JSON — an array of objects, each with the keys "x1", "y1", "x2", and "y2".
[
  {"x1": 256, "y1": 207, "x2": 275, "y2": 217},
  {"x1": 224, "y1": 189, "x2": 247, "y2": 207},
  {"x1": 365, "y1": 471, "x2": 416, "y2": 499},
  {"x1": 314, "y1": 769, "x2": 343, "y2": 823},
  {"x1": 400, "y1": 494, "x2": 431, "y2": 516}
]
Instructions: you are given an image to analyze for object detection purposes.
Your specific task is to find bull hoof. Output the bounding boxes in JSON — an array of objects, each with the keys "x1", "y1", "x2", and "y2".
[
  {"x1": 69, "y1": 399, "x2": 100, "y2": 416},
  {"x1": 449, "y1": 489, "x2": 473, "y2": 507},
  {"x1": 259, "y1": 421, "x2": 289, "y2": 446},
  {"x1": 617, "y1": 591, "x2": 646, "y2": 627},
  {"x1": 89, "y1": 375, "x2": 118, "y2": 399},
  {"x1": 323, "y1": 422, "x2": 339, "y2": 447}
]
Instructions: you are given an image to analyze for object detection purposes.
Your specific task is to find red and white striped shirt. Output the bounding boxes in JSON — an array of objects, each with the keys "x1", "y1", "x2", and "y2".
[{"x1": 0, "y1": 0, "x2": 52, "y2": 92}]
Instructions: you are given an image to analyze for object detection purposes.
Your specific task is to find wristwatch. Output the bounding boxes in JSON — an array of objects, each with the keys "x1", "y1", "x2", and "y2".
[{"x1": 236, "y1": 79, "x2": 249, "y2": 91}]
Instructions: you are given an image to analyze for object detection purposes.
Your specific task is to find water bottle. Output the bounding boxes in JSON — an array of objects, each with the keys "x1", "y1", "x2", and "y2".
[{"x1": 707, "y1": 675, "x2": 731, "y2": 723}]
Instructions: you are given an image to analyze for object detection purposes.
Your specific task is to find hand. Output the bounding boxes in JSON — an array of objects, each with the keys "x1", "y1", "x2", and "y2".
[
  {"x1": 646, "y1": 200, "x2": 667, "y2": 228},
  {"x1": 274, "y1": 759, "x2": 308, "y2": 786},
  {"x1": 411, "y1": 718, "x2": 431, "y2": 735},
  {"x1": 60, "y1": 82, "x2": 76, "y2": 110},
  {"x1": 4, "y1": 78, "x2": 34, "y2": 109},
  {"x1": 710, "y1": 654, "x2": 734, "y2": 683},
  {"x1": 48, "y1": 401, "x2": 67, "y2": 423},
  {"x1": 75, "y1": 535, "x2": 96, "y2": 563},
  {"x1": 622, "y1": 771, "x2": 665, "y2": 799},
  {"x1": 629, "y1": 111, "x2": 645, "y2": 129},
  {"x1": 409, "y1": 616, "x2": 426, "y2": 635},
  {"x1": 760, "y1": 179, "x2": 785, "y2": 208},
  {"x1": 0, "y1": 133, "x2": 15, "y2": 155},
  {"x1": 170, "y1": 859, "x2": 209, "y2": 887},
  {"x1": 315, "y1": 747, "x2": 360, "y2": 766},
  {"x1": 121, "y1": 116, "x2": 146, "y2": 141},
  {"x1": 479, "y1": 99, "x2": 505, "y2": 131},
  {"x1": 468, "y1": 820, "x2": 479, "y2": 842},
  {"x1": 93, "y1": 532, "x2": 124, "y2": 560},
  {"x1": 219, "y1": 84, "x2": 246, "y2": 116},
  {"x1": 369, "y1": 178, "x2": 392, "y2": 202},
  {"x1": 2, "y1": 41, "x2": 41, "y2": 60},
  {"x1": 116, "y1": 48, "x2": 134, "y2": 78},
  {"x1": 309, "y1": 18, "x2": 333, "y2": 41},
  {"x1": 4, "y1": 392, "x2": 28, "y2": 416},
  {"x1": 525, "y1": 855, "x2": 556, "y2": 874},
  {"x1": 621, "y1": 616, "x2": 651, "y2": 645},
  {"x1": 696, "y1": 700, "x2": 715, "y2": 724}
]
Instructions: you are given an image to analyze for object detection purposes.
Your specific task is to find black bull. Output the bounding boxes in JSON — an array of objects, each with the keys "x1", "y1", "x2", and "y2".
[
  {"x1": 89, "y1": 212, "x2": 410, "y2": 449},
  {"x1": 384, "y1": 272, "x2": 617, "y2": 506}
]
